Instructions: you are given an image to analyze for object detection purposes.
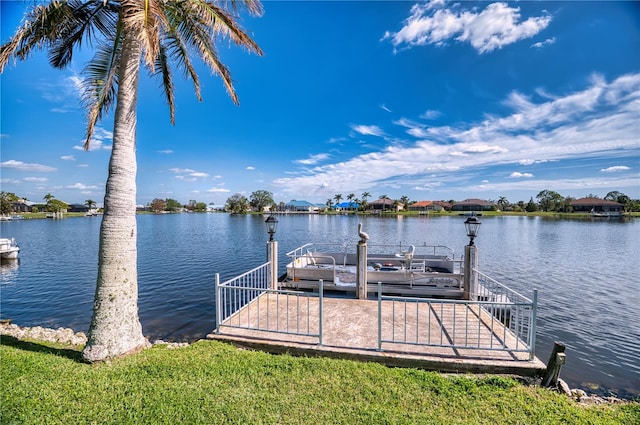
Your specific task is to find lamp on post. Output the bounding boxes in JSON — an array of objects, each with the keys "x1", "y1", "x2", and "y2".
[
  {"x1": 265, "y1": 215, "x2": 279, "y2": 290},
  {"x1": 265, "y1": 215, "x2": 278, "y2": 242},
  {"x1": 463, "y1": 215, "x2": 481, "y2": 300},
  {"x1": 464, "y1": 215, "x2": 481, "y2": 246}
]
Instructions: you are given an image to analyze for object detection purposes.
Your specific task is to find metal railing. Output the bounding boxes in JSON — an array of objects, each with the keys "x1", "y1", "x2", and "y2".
[
  {"x1": 377, "y1": 278, "x2": 537, "y2": 359},
  {"x1": 215, "y1": 262, "x2": 323, "y2": 343},
  {"x1": 216, "y1": 261, "x2": 536, "y2": 359}
]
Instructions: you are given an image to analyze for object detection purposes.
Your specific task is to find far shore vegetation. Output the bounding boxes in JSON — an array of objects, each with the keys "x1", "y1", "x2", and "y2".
[
  {"x1": 1, "y1": 337, "x2": 638, "y2": 424},
  {"x1": 2, "y1": 189, "x2": 639, "y2": 218}
]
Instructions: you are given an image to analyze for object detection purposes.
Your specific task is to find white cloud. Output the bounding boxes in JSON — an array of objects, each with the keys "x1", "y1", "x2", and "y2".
[
  {"x1": 61, "y1": 155, "x2": 76, "y2": 161},
  {"x1": 170, "y1": 167, "x2": 208, "y2": 180},
  {"x1": 0, "y1": 178, "x2": 21, "y2": 184},
  {"x1": 518, "y1": 159, "x2": 550, "y2": 166},
  {"x1": 531, "y1": 37, "x2": 556, "y2": 49},
  {"x1": 207, "y1": 187, "x2": 230, "y2": 193},
  {"x1": 170, "y1": 167, "x2": 195, "y2": 173},
  {"x1": 382, "y1": 1, "x2": 552, "y2": 54},
  {"x1": 66, "y1": 183, "x2": 98, "y2": 190},
  {"x1": 419, "y1": 110, "x2": 442, "y2": 120},
  {"x1": 600, "y1": 166, "x2": 630, "y2": 173},
  {"x1": 23, "y1": 177, "x2": 48, "y2": 182},
  {"x1": 350, "y1": 124, "x2": 386, "y2": 137},
  {"x1": 158, "y1": 150, "x2": 174, "y2": 154},
  {"x1": 72, "y1": 127, "x2": 113, "y2": 151},
  {"x1": 246, "y1": 166, "x2": 255, "y2": 170},
  {"x1": 295, "y1": 153, "x2": 330, "y2": 165},
  {"x1": 0, "y1": 160, "x2": 57, "y2": 172},
  {"x1": 274, "y1": 73, "x2": 640, "y2": 199},
  {"x1": 509, "y1": 172, "x2": 534, "y2": 178},
  {"x1": 380, "y1": 104, "x2": 393, "y2": 112}
]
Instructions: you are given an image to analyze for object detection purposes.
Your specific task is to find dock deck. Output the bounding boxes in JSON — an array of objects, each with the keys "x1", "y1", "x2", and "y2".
[{"x1": 208, "y1": 293, "x2": 546, "y2": 377}]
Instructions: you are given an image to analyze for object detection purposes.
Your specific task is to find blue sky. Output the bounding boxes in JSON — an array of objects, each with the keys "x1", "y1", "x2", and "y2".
[{"x1": 1, "y1": 0, "x2": 639, "y2": 207}]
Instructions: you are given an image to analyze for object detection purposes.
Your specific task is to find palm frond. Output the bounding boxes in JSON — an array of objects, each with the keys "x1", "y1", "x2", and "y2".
[
  {"x1": 160, "y1": 3, "x2": 203, "y2": 101},
  {"x1": 82, "y1": 26, "x2": 122, "y2": 149},
  {"x1": 122, "y1": 0, "x2": 166, "y2": 71},
  {"x1": 0, "y1": 1, "x2": 121, "y2": 72},
  {"x1": 193, "y1": 0, "x2": 263, "y2": 56},
  {"x1": 153, "y1": 43, "x2": 176, "y2": 124},
  {"x1": 49, "y1": 0, "x2": 120, "y2": 68},
  {"x1": 0, "y1": 1, "x2": 71, "y2": 72},
  {"x1": 183, "y1": 18, "x2": 238, "y2": 104}
]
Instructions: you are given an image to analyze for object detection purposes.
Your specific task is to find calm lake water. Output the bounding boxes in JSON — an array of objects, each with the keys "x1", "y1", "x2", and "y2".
[{"x1": 1, "y1": 214, "x2": 639, "y2": 399}]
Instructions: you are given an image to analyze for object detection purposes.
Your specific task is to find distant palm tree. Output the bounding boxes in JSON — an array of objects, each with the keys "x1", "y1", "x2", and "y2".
[
  {"x1": 43, "y1": 193, "x2": 54, "y2": 203},
  {"x1": 1, "y1": 0, "x2": 263, "y2": 362},
  {"x1": 361, "y1": 191, "x2": 370, "y2": 212},
  {"x1": 85, "y1": 199, "x2": 96, "y2": 209},
  {"x1": 326, "y1": 199, "x2": 334, "y2": 210},
  {"x1": 334, "y1": 194, "x2": 343, "y2": 207},
  {"x1": 380, "y1": 194, "x2": 389, "y2": 212},
  {"x1": 346, "y1": 193, "x2": 355, "y2": 210},
  {"x1": 399, "y1": 195, "x2": 410, "y2": 210}
]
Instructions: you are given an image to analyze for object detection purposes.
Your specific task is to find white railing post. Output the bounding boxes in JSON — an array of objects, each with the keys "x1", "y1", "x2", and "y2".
[
  {"x1": 267, "y1": 240, "x2": 278, "y2": 290},
  {"x1": 377, "y1": 281, "x2": 382, "y2": 351},
  {"x1": 215, "y1": 273, "x2": 221, "y2": 333},
  {"x1": 463, "y1": 244, "x2": 478, "y2": 300},
  {"x1": 319, "y1": 279, "x2": 323, "y2": 346},
  {"x1": 530, "y1": 289, "x2": 538, "y2": 360},
  {"x1": 357, "y1": 237, "x2": 368, "y2": 299}
]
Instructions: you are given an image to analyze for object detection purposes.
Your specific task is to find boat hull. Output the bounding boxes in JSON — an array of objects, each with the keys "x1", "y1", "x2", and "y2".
[{"x1": 0, "y1": 238, "x2": 20, "y2": 260}]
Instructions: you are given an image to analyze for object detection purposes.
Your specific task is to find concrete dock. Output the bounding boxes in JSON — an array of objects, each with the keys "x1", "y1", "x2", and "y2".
[{"x1": 208, "y1": 293, "x2": 546, "y2": 377}]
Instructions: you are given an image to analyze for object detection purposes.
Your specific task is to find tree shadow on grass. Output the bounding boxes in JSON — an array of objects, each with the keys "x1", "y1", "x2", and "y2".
[{"x1": 0, "y1": 335, "x2": 86, "y2": 363}]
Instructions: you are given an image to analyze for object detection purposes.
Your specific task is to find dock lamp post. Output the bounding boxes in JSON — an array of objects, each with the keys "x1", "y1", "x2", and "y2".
[
  {"x1": 265, "y1": 215, "x2": 278, "y2": 242},
  {"x1": 265, "y1": 215, "x2": 278, "y2": 289},
  {"x1": 463, "y1": 216, "x2": 481, "y2": 300},
  {"x1": 464, "y1": 215, "x2": 481, "y2": 246}
]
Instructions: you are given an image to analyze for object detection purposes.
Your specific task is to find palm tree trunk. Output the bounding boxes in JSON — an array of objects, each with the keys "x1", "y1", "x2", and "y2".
[{"x1": 83, "y1": 28, "x2": 149, "y2": 362}]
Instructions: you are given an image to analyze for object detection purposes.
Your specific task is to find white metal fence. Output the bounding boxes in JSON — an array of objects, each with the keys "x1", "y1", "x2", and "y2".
[
  {"x1": 377, "y1": 273, "x2": 537, "y2": 359},
  {"x1": 215, "y1": 262, "x2": 323, "y2": 343},
  {"x1": 215, "y1": 265, "x2": 536, "y2": 359}
]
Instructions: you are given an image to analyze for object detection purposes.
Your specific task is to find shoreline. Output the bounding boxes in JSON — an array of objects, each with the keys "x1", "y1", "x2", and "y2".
[{"x1": 1, "y1": 321, "x2": 634, "y2": 403}]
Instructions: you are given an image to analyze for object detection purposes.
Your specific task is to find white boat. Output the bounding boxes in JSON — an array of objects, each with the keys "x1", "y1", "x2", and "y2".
[
  {"x1": 282, "y1": 242, "x2": 464, "y2": 298},
  {"x1": 0, "y1": 237, "x2": 20, "y2": 260}
]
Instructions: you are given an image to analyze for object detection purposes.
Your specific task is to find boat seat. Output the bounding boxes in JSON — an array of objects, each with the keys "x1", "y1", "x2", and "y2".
[
  {"x1": 306, "y1": 249, "x2": 317, "y2": 266},
  {"x1": 395, "y1": 245, "x2": 415, "y2": 261}
]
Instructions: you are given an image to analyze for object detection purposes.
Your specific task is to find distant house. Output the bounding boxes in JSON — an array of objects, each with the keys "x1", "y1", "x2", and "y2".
[
  {"x1": 408, "y1": 200, "x2": 444, "y2": 212},
  {"x1": 433, "y1": 201, "x2": 452, "y2": 211},
  {"x1": 207, "y1": 203, "x2": 226, "y2": 212},
  {"x1": 10, "y1": 200, "x2": 35, "y2": 213},
  {"x1": 68, "y1": 203, "x2": 90, "y2": 213},
  {"x1": 335, "y1": 201, "x2": 359, "y2": 211},
  {"x1": 451, "y1": 199, "x2": 495, "y2": 213},
  {"x1": 285, "y1": 200, "x2": 319, "y2": 213},
  {"x1": 570, "y1": 197, "x2": 623, "y2": 214},
  {"x1": 368, "y1": 198, "x2": 395, "y2": 211}
]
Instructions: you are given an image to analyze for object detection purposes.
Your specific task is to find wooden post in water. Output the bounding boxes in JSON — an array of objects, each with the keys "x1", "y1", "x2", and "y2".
[{"x1": 543, "y1": 342, "x2": 567, "y2": 388}]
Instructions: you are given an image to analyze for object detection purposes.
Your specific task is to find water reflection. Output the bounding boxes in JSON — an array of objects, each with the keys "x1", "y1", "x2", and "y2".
[{"x1": 0, "y1": 260, "x2": 19, "y2": 284}]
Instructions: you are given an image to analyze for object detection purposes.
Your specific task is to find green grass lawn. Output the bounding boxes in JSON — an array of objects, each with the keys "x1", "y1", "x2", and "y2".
[{"x1": 1, "y1": 338, "x2": 638, "y2": 424}]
